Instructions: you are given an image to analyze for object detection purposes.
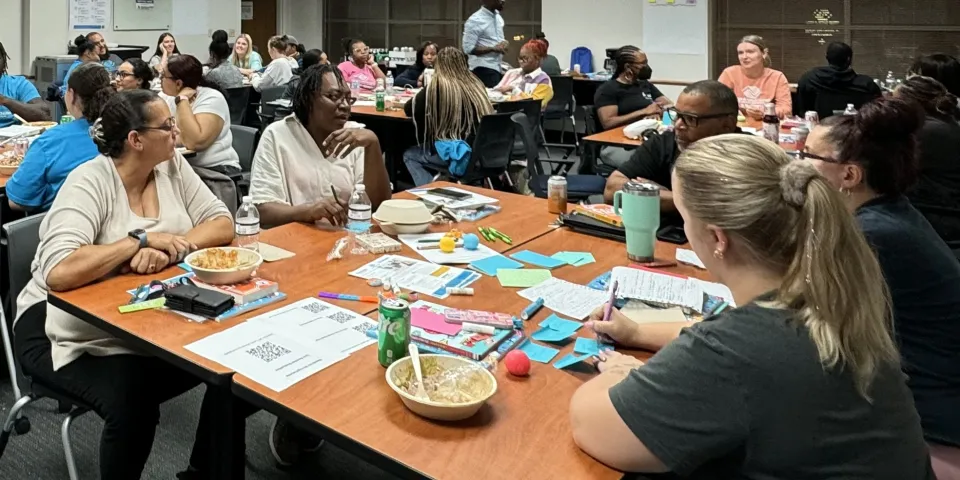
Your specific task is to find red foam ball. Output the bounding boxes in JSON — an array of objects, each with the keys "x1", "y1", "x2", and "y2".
[{"x1": 504, "y1": 350, "x2": 531, "y2": 377}]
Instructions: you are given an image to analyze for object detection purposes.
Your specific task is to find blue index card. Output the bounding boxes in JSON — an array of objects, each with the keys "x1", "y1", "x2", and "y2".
[
  {"x1": 518, "y1": 339, "x2": 560, "y2": 363},
  {"x1": 573, "y1": 337, "x2": 614, "y2": 357},
  {"x1": 553, "y1": 353, "x2": 594, "y2": 370},
  {"x1": 469, "y1": 255, "x2": 524, "y2": 276},
  {"x1": 509, "y1": 250, "x2": 567, "y2": 269},
  {"x1": 539, "y1": 314, "x2": 583, "y2": 335},
  {"x1": 531, "y1": 326, "x2": 576, "y2": 343}
]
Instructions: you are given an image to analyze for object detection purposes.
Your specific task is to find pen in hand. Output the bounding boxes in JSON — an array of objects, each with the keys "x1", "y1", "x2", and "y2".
[{"x1": 599, "y1": 280, "x2": 618, "y2": 344}]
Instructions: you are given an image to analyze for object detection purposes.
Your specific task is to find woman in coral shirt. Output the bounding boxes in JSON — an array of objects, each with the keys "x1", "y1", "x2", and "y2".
[{"x1": 718, "y1": 35, "x2": 792, "y2": 128}]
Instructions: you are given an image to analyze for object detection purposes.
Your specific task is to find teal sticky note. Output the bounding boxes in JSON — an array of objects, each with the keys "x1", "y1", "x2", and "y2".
[
  {"x1": 531, "y1": 326, "x2": 576, "y2": 343},
  {"x1": 572, "y1": 252, "x2": 596, "y2": 266},
  {"x1": 551, "y1": 251, "x2": 587, "y2": 266},
  {"x1": 573, "y1": 337, "x2": 614, "y2": 356},
  {"x1": 469, "y1": 255, "x2": 524, "y2": 276},
  {"x1": 518, "y1": 339, "x2": 560, "y2": 363},
  {"x1": 510, "y1": 250, "x2": 567, "y2": 269},
  {"x1": 539, "y1": 314, "x2": 583, "y2": 334},
  {"x1": 553, "y1": 353, "x2": 593, "y2": 369}
]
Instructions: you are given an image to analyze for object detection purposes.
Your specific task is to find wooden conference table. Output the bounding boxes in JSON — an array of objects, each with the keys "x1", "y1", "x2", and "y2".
[{"x1": 49, "y1": 181, "x2": 708, "y2": 479}]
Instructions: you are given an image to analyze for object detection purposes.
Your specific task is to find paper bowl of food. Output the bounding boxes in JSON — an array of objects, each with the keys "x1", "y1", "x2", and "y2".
[
  {"x1": 26, "y1": 121, "x2": 57, "y2": 129},
  {"x1": 0, "y1": 146, "x2": 23, "y2": 176},
  {"x1": 185, "y1": 247, "x2": 262, "y2": 285},
  {"x1": 386, "y1": 354, "x2": 497, "y2": 421}
]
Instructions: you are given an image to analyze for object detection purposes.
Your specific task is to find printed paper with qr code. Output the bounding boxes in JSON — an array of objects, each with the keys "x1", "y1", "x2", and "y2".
[
  {"x1": 185, "y1": 321, "x2": 345, "y2": 392},
  {"x1": 248, "y1": 298, "x2": 376, "y2": 356}
]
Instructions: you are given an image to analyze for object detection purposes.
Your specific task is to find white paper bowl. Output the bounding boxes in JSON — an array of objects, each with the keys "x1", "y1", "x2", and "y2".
[
  {"x1": 385, "y1": 354, "x2": 497, "y2": 421},
  {"x1": 185, "y1": 247, "x2": 262, "y2": 285},
  {"x1": 373, "y1": 199, "x2": 434, "y2": 225},
  {"x1": 375, "y1": 219, "x2": 431, "y2": 236}
]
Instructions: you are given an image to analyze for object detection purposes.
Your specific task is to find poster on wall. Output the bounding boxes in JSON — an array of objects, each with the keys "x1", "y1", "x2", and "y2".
[
  {"x1": 241, "y1": 2, "x2": 254, "y2": 20},
  {"x1": 70, "y1": 0, "x2": 109, "y2": 30}
]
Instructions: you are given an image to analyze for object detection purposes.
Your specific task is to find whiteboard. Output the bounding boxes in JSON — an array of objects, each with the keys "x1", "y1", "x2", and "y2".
[
  {"x1": 113, "y1": 0, "x2": 172, "y2": 31},
  {"x1": 642, "y1": 0, "x2": 708, "y2": 56}
]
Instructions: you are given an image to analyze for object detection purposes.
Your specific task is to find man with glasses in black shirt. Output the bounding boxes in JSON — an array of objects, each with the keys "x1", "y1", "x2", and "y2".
[{"x1": 604, "y1": 80, "x2": 741, "y2": 215}]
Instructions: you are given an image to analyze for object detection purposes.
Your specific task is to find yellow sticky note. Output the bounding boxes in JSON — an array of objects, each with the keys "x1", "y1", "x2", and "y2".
[
  {"x1": 496, "y1": 269, "x2": 552, "y2": 288},
  {"x1": 667, "y1": 0, "x2": 676, "y2": 3}
]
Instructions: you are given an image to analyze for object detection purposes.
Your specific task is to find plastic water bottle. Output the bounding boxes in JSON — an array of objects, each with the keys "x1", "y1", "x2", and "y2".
[
  {"x1": 843, "y1": 103, "x2": 857, "y2": 116},
  {"x1": 884, "y1": 71, "x2": 895, "y2": 90},
  {"x1": 385, "y1": 71, "x2": 394, "y2": 94},
  {"x1": 351, "y1": 78, "x2": 360, "y2": 98},
  {"x1": 347, "y1": 184, "x2": 372, "y2": 233},
  {"x1": 235, "y1": 196, "x2": 260, "y2": 252}
]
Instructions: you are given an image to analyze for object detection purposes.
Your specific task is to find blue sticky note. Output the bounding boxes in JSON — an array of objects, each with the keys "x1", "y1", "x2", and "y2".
[
  {"x1": 510, "y1": 250, "x2": 568, "y2": 269},
  {"x1": 531, "y1": 326, "x2": 576, "y2": 343},
  {"x1": 553, "y1": 353, "x2": 593, "y2": 370},
  {"x1": 518, "y1": 339, "x2": 560, "y2": 363},
  {"x1": 469, "y1": 255, "x2": 524, "y2": 276},
  {"x1": 573, "y1": 337, "x2": 614, "y2": 356},
  {"x1": 539, "y1": 314, "x2": 583, "y2": 334}
]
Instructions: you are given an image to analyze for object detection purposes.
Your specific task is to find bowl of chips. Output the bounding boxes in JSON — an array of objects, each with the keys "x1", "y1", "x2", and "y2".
[
  {"x1": 0, "y1": 145, "x2": 24, "y2": 176},
  {"x1": 185, "y1": 247, "x2": 262, "y2": 285}
]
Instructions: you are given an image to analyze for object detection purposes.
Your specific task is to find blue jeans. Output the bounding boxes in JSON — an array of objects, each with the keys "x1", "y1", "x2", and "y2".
[{"x1": 404, "y1": 146, "x2": 466, "y2": 186}]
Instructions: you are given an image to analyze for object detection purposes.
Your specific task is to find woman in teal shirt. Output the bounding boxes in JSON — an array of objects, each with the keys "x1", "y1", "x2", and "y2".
[{"x1": 8, "y1": 63, "x2": 114, "y2": 212}]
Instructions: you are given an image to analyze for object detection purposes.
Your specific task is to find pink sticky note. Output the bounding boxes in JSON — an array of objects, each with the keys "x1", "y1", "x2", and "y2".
[{"x1": 411, "y1": 308, "x2": 462, "y2": 336}]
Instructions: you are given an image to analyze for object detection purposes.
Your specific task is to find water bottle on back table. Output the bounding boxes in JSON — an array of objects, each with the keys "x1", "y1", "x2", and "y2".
[
  {"x1": 351, "y1": 78, "x2": 361, "y2": 98},
  {"x1": 385, "y1": 71, "x2": 394, "y2": 95},
  {"x1": 843, "y1": 104, "x2": 857, "y2": 116},
  {"x1": 236, "y1": 196, "x2": 260, "y2": 252},
  {"x1": 347, "y1": 184, "x2": 372, "y2": 233}
]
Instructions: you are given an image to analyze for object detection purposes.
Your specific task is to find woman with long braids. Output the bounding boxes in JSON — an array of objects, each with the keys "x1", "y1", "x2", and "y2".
[{"x1": 402, "y1": 46, "x2": 493, "y2": 186}]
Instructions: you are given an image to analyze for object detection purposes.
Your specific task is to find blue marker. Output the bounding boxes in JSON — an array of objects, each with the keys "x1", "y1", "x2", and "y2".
[{"x1": 520, "y1": 297, "x2": 544, "y2": 320}]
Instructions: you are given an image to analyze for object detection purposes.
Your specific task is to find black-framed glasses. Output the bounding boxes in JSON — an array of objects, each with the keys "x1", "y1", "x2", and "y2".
[
  {"x1": 665, "y1": 107, "x2": 736, "y2": 127},
  {"x1": 323, "y1": 91, "x2": 357, "y2": 106},
  {"x1": 137, "y1": 117, "x2": 177, "y2": 133},
  {"x1": 128, "y1": 276, "x2": 195, "y2": 304},
  {"x1": 797, "y1": 150, "x2": 842, "y2": 164},
  {"x1": 115, "y1": 71, "x2": 134, "y2": 79}
]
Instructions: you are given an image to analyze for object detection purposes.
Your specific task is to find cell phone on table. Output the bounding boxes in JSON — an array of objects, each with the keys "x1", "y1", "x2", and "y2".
[{"x1": 426, "y1": 188, "x2": 472, "y2": 200}]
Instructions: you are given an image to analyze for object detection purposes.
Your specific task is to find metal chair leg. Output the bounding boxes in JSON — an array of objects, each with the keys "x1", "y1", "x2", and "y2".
[
  {"x1": 62, "y1": 411, "x2": 84, "y2": 480},
  {"x1": 0, "y1": 395, "x2": 34, "y2": 458},
  {"x1": 540, "y1": 124, "x2": 552, "y2": 159},
  {"x1": 1, "y1": 313, "x2": 22, "y2": 402}
]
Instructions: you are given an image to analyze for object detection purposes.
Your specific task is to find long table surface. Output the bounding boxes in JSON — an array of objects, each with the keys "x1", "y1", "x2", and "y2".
[
  {"x1": 232, "y1": 227, "x2": 710, "y2": 480},
  {"x1": 582, "y1": 126, "x2": 644, "y2": 149},
  {"x1": 47, "y1": 183, "x2": 558, "y2": 383}
]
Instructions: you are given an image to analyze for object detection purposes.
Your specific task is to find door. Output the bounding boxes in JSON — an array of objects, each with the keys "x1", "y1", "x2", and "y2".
[{"x1": 241, "y1": 0, "x2": 278, "y2": 59}]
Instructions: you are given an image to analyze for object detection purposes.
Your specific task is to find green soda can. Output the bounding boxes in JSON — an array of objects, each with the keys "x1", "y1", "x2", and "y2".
[
  {"x1": 60, "y1": 115, "x2": 74, "y2": 124},
  {"x1": 375, "y1": 90, "x2": 386, "y2": 112},
  {"x1": 378, "y1": 297, "x2": 410, "y2": 367}
]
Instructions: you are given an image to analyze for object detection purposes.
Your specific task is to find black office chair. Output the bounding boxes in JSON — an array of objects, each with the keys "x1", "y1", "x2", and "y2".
[
  {"x1": 425, "y1": 113, "x2": 517, "y2": 190},
  {"x1": 496, "y1": 98, "x2": 542, "y2": 162},
  {"x1": 512, "y1": 113, "x2": 606, "y2": 202},
  {"x1": 580, "y1": 106, "x2": 608, "y2": 175},
  {"x1": 224, "y1": 87, "x2": 251, "y2": 125},
  {"x1": 229, "y1": 125, "x2": 259, "y2": 195},
  {"x1": 543, "y1": 75, "x2": 579, "y2": 159},
  {"x1": 257, "y1": 86, "x2": 288, "y2": 130},
  {"x1": 0, "y1": 214, "x2": 93, "y2": 480}
]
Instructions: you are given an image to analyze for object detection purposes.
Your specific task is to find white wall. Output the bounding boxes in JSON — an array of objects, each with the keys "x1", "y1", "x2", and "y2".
[
  {"x1": 0, "y1": 0, "x2": 24, "y2": 74},
  {"x1": 279, "y1": 0, "x2": 323, "y2": 52}
]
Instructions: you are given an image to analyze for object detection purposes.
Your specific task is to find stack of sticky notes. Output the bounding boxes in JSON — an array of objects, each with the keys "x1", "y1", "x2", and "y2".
[
  {"x1": 496, "y1": 268, "x2": 552, "y2": 288},
  {"x1": 469, "y1": 255, "x2": 524, "y2": 276},
  {"x1": 530, "y1": 314, "x2": 582, "y2": 343},
  {"x1": 551, "y1": 251, "x2": 596, "y2": 267},
  {"x1": 518, "y1": 339, "x2": 560, "y2": 363},
  {"x1": 573, "y1": 337, "x2": 614, "y2": 356},
  {"x1": 509, "y1": 250, "x2": 567, "y2": 269}
]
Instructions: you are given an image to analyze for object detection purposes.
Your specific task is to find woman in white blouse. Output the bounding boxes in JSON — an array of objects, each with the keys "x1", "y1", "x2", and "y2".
[
  {"x1": 251, "y1": 36, "x2": 296, "y2": 92},
  {"x1": 13, "y1": 89, "x2": 235, "y2": 479}
]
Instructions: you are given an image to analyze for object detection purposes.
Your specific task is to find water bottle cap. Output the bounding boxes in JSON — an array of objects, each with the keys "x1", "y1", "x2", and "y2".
[
  {"x1": 242, "y1": 195, "x2": 252, "y2": 202},
  {"x1": 622, "y1": 180, "x2": 659, "y2": 196},
  {"x1": 355, "y1": 184, "x2": 366, "y2": 191}
]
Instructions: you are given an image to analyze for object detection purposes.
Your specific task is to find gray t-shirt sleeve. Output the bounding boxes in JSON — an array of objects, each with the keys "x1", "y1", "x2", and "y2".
[{"x1": 609, "y1": 323, "x2": 749, "y2": 476}]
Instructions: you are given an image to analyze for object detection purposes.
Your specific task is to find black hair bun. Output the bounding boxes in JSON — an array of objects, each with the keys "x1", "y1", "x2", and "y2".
[
  {"x1": 74, "y1": 35, "x2": 89, "y2": 47},
  {"x1": 855, "y1": 97, "x2": 924, "y2": 140}
]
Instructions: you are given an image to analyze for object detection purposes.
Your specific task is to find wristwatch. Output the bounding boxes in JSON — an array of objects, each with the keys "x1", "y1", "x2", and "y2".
[
  {"x1": 175, "y1": 95, "x2": 191, "y2": 105},
  {"x1": 128, "y1": 229, "x2": 148, "y2": 249}
]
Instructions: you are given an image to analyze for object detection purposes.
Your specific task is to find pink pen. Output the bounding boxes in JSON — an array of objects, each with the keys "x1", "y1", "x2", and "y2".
[{"x1": 599, "y1": 280, "x2": 618, "y2": 344}]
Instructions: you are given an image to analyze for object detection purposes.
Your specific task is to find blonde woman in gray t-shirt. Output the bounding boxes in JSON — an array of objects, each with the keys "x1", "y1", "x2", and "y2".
[{"x1": 13, "y1": 90, "x2": 237, "y2": 479}]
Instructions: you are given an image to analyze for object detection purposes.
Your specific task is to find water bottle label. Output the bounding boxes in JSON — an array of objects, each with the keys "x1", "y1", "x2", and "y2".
[
  {"x1": 349, "y1": 208, "x2": 372, "y2": 221},
  {"x1": 236, "y1": 223, "x2": 260, "y2": 235}
]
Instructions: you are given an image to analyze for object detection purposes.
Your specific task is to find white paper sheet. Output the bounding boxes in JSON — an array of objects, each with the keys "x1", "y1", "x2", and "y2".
[
  {"x1": 619, "y1": 300, "x2": 689, "y2": 324},
  {"x1": 610, "y1": 267, "x2": 705, "y2": 312},
  {"x1": 399, "y1": 233, "x2": 500, "y2": 265},
  {"x1": 0, "y1": 125, "x2": 42, "y2": 139},
  {"x1": 692, "y1": 279, "x2": 736, "y2": 307},
  {"x1": 675, "y1": 248, "x2": 706, "y2": 269},
  {"x1": 349, "y1": 255, "x2": 481, "y2": 298},
  {"x1": 250, "y1": 298, "x2": 376, "y2": 356},
  {"x1": 185, "y1": 321, "x2": 344, "y2": 392},
  {"x1": 517, "y1": 277, "x2": 609, "y2": 320},
  {"x1": 407, "y1": 187, "x2": 499, "y2": 210}
]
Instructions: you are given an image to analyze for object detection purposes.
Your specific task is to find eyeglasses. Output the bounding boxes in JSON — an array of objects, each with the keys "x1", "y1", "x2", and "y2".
[
  {"x1": 128, "y1": 276, "x2": 195, "y2": 304},
  {"x1": 322, "y1": 92, "x2": 357, "y2": 106},
  {"x1": 665, "y1": 107, "x2": 736, "y2": 128},
  {"x1": 797, "y1": 150, "x2": 842, "y2": 164},
  {"x1": 115, "y1": 71, "x2": 134, "y2": 79},
  {"x1": 138, "y1": 117, "x2": 177, "y2": 133}
]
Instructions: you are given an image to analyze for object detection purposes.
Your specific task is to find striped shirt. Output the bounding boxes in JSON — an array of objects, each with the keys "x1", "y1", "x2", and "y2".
[
  {"x1": 462, "y1": 7, "x2": 505, "y2": 72},
  {"x1": 496, "y1": 68, "x2": 555, "y2": 108}
]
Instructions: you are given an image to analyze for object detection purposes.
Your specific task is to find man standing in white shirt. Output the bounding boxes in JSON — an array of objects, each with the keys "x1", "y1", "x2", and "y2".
[{"x1": 462, "y1": 0, "x2": 508, "y2": 88}]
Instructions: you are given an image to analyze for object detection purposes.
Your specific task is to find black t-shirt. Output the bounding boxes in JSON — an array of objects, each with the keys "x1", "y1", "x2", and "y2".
[
  {"x1": 593, "y1": 79, "x2": 664, "y2": 118},
  {"x1": 907, "y1": 116, "x2": 960, "y2": 245},
  {"x1": 609, "y1": 296, "x2": 934, "y2": 478},
  {"x1": 856, "y1": 195, "x2": 960, "y2": 447},
  {"x1": 615, "y1": 130, "x2": 679, "y2": 189}
]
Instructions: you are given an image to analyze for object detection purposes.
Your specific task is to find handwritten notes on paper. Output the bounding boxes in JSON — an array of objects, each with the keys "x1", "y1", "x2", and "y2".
[
  {"x1": 518, "y1": 278, "x2": 609, "y2": 320},
  {"x1": 610, "y1": 267, "x2": 705, "y2": 312}
]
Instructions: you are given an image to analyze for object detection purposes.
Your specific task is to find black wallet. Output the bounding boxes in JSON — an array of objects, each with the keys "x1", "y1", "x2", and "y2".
[
  {"x1": 163, "y1": 285, "x2": 235, "y2": 318},
  {"x1": 559, "y1": 213, "x2": 626, "y2": 242}
]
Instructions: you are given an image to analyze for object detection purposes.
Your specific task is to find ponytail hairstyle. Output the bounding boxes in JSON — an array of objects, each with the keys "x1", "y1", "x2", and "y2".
[
  {"x1": 165, "y1": 54, "x2": 224, "y2": 93},
  {"x1": 412, "y1": 47, "x2": 492, "y2": 145},
  {"x1": 208, "y1": 38, "x2": 232, "y2": 66},
  {"x1": 895, "y1": 75, "x2": 960, "y2": 123},
  {"x1": 820, "y1": 97, "x2": 925, "y2": 196},
  {"x1": 674, "y1": 134, "x2": 899, "y2": 399},
  {"x1": 613, "y1": 45, "x2": 641, "y2": 78},
  {"x1": 211, "y1": 30, "x2": 228, "y2": 44},
  {"x1": 740, "y1": 35, "x2": 772, "y2": 68},
  {"x1": 268, "y1": 35, "x2": 289, "y2": 56},
  {"x1": 66, "y1": 63, "x2": 115, "y2": 121},
  {"x1": 73, "y1": 35, "x2": 97, "y2": 59},
  {"x1": 91, "y1": 89, "x2": 161, "y2": 157}
]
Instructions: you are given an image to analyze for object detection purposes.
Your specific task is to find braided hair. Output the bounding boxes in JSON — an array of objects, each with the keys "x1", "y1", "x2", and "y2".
[
  {"x1": 293, "y1": 63, "x2": 346, "y2": 127},
  {"x1": 0, "y1": 41, "x2": 9, "y2": 76},
  {"x1": 415, "y1": 47, "x2": 492, "y2": 143},
  {"x1": 613, "y1": 45, "x2": 641, "y2": 78}
]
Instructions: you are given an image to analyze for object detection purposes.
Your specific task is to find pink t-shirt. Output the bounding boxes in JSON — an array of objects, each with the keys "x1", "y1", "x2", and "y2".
[
  {"x1": 338, "y1": 61, "x2": 378, "y2": 92},
  {"x1": 718, "y1": 66, "x2": 792, "y2": 128}
]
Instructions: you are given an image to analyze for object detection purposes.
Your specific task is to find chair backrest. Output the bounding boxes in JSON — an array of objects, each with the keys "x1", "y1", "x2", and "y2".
[
  {"x1": 496, "y1": 98, "x2": 542, "y2": 127},
  {"x1": 470, "y1": 112, "x2": 517, "y2": 172},
  {"x1": 230, "y1": 125, "x2": 259, "y2": 172},
  {"x1": 581, "y1": 106, "x2": 602, "y2": 175},
  {"x1": 814, "y1": 88, "x2": 881, "y2": 121},
  {"x1": 547, "y1": 75, "x2": 575, "y2": 112},
  {"x1": 260, "y1": 86, "x2": 287, "y2": 104},
  {"x1": 510, "y1": 112, "x2": 543, "y2": 176},
  {"x1": 3, "y1": 214, "x2": 46, "y2": 319},
  {"x1": 225, "y1": 87, "x2": 251, "y2": 125}
]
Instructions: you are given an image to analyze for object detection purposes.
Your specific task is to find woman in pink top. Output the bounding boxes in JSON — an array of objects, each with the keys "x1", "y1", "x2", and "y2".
[
  {"x1": 337, "y1": 38, "x2": 385, "y2": 92},
  {"x1": 718, "y1": 35, "x2": 792, "y2": 128}
]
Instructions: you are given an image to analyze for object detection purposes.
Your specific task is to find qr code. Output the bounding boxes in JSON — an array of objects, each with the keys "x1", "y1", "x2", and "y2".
[
  {"x1": 328, "y1": 311, "x2": 355, "y2": 324},
  {"x1": 246, "y1": 341, "x2": 290, "y2": 363},
  {"x1": 301, "y1": 301, "x2": 329, "y2": 315},
  {"x1": 352, "y1": 321, "x2": 376, "y2": 334}
]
